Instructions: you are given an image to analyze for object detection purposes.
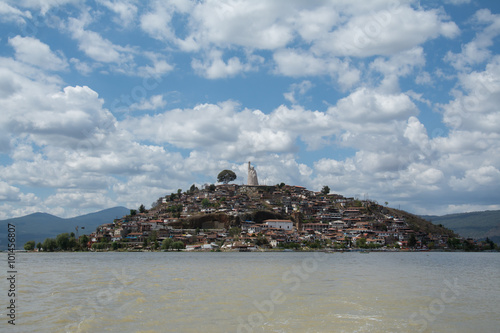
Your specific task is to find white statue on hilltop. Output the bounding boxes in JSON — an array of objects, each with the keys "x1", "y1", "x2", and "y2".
[{"x1": 248, "y1": 161, "x2": 259, "y2": 186}]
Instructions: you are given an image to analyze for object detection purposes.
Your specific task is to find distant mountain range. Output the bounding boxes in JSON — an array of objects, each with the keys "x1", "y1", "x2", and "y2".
[
  {"x1": 0, "y1": 206, "x2": 130, "y2": 250},
  {"x1": 421, "y1": 210, "x2": 500, "y2": 244}
]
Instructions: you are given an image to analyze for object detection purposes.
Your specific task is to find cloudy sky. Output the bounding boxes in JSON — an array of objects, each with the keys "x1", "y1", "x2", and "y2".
[{"x1": 0, "y1": 0, "x2": 499, "y2": 219}]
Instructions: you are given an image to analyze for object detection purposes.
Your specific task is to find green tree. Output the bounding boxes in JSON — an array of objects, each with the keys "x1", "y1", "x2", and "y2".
[
  {"x1": 279, "y1": 242, "x2": 300, "y2": 250},
  {"x1": 208, "y1": 184, "x2": 216, "y2": 192},
  {"x1": 92, "y1": 242, "x2": 108, "y2": 251},
  {"x1": 36, "y1": 242, "x2": 43, "y2": 251},
  {"x1": 112, "y1": 242, "x2": 119, "y2": 250},
  {"x1": 56, "y1": 233, "x2": 71, "y2": 251},
  {"x1": 162, "y1": 238, "x2": 173, "y2": 250},
  {"x1": 172, "y1": 241, "x2": 185, "y2": 251},
  {"x1": 69, "y1": 236, "x2": 78, "y2": 250},
  {"x1": 148, "y1": 231, "x2": 158, "y2": 244},
  {"x1": 42, "y1": 238, "x2": 57, "y2": 252},
  {"x1": 24, "y1": 240, "x2": 36, "y2": 251},
  {"x1": 484, "y1": 237, "x2": 496, "y2": 250},
  {"x1": 408, "y1": 233, "x2": 417, "y2": 248},
  {"x1": 228, "y1": 227, "x2": 242, "y2": 237},
  {"x1": 80, "y1": 234, "x2": 89, "y2": 248},
  {"x1": 217, "y1": 170, "x2": 237, "y2": 184},
  {"x1": 152, "y1": 198, "x2": 162, "y2": 209},
  {"x1": 321, "y1": 185, "x2": 330, "y2": 195},
  {"x1": 201, "y1": 198, "x2": 212, "y2": 208},
  {"x1": 307, "y1": 240, "x2": 323, "y2": 249},
  {"x1": 356, "y1": 237, "x2": 367, "y2": 248},
  {"x1": 130, "y1": 209, "x2": 137, "y2": 216},
  {"x1": 139, "y1": 204, "x2": 146, "y2": 213},
  {"x1": 255, "y1": 235, "x2": 269, "y2": 246},
  {"x1": 333, "y1": 242, "x2": 343, "y2": 249}
]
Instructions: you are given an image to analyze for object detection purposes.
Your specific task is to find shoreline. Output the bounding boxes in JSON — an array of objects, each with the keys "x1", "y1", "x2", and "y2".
[{"x1": 7, "y1": 248, "x2": 499, "y2": 253}]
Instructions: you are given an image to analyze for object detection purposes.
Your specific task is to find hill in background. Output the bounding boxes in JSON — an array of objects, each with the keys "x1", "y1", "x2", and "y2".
[
  {"x1": 421, "y1": 210, "x2": 500, "y2": 244},
  {"x1": 0, "y1": 207, "x2": 130, "y2": 250},
  {"x1": 3, "y1": 198, "x2": 500, "y2": 250}
]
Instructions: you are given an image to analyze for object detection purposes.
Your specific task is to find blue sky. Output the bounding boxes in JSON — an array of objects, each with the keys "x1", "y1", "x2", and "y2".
[{"x1": 1, "y1": 0, "x2": 499, "y2": 218}]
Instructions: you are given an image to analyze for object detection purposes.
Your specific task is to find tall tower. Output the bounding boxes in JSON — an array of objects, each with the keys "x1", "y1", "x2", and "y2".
[{"x1": 247, "y1": 161, "x2": 259, "y2": 186}]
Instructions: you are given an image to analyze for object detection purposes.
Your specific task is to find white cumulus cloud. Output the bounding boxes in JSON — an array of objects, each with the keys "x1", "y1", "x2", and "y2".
[{"x1": 9, "y1": 36, "x2": 68, "y2": 71}]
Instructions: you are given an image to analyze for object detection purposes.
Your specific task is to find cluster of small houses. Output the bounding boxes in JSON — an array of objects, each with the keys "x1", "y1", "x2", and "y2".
[{"x1": 88, "y1": 184, "x2": 453, "y2": 251}]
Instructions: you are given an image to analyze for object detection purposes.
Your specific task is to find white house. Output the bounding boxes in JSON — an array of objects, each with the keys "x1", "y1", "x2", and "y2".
[{"x1": 264, "y1": 219, "x2": 294, "y2": 230}]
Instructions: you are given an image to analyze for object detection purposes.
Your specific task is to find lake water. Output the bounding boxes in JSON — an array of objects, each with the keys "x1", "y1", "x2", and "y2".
[{"x1": 1, "y1": 252, "x2": 499, "y2": 333}]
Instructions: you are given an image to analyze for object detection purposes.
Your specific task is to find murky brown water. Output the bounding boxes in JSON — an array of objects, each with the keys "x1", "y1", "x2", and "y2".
[{"x1": 2, "y1": 252, "x2": 499, "y2": 332}]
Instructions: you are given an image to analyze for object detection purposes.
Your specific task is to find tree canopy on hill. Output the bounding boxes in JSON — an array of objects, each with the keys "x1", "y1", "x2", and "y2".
[{"x1": 217, "y1": 170, "x2": 237, "y2": 184}]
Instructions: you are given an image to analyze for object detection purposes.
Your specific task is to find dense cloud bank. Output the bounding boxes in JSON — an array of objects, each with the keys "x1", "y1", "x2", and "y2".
[{"x1": 0, "y1": 0, "x2": 499, "y2": 218}]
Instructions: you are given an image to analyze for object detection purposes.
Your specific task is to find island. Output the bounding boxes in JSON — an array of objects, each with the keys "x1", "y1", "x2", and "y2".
[{"x1": 27, "y1": 182, "x2": 497, "y2": 252}]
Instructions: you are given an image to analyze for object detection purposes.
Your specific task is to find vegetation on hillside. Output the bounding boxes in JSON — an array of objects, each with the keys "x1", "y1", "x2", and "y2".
[{"x1": 386, "y1": 208, "x2": 457, "y2": 237}]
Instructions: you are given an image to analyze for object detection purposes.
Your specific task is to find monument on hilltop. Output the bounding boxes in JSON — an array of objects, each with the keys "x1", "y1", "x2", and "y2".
[{"x1": 247, "y1": 161, "x2": 259, "y2": 186}]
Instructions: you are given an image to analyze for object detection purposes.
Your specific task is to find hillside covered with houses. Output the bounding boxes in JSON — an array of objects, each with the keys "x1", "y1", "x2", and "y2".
[{"x1": 84, "y1": 183, "x2": 475, "y2": 251}]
